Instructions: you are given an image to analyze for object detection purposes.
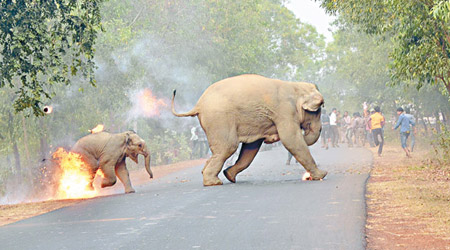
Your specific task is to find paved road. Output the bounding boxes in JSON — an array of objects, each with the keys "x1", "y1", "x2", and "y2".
[{"x1": 1, "y1": 144, "x2": 372, "y2": 250}]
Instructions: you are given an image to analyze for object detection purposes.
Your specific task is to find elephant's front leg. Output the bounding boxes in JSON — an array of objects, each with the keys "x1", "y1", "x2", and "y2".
[
  {"x1": 115, "y1": 160, "x2": 135, "y2": 193},
  {"x1": 276, "y1": 120, "x2": 327, "y2": 180},
  {"x1": 223, "y1": 139, "x2": 263, "y2": 183}
]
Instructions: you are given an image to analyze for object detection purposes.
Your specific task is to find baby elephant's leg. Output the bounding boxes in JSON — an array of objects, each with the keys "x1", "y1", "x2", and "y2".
[{"x1": 115, "y1": 160, "x2": 135, "y2": 193}]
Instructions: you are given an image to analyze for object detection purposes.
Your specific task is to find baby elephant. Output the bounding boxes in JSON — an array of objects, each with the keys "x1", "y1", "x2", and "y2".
[{"x1": 71, "y1": 131, "x2": 153, "y2": 193}]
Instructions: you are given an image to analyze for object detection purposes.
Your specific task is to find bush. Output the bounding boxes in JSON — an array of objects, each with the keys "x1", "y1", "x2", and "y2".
[{"x1": 430, "y1": 123, "x2": 450, "y2": 167}]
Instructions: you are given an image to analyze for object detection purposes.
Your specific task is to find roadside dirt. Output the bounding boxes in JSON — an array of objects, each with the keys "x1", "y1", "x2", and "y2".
[
  {"x1": 0, "y1": 158, "x2": 206, "y2": 227},
  {"x1": 366, "y1": 145, "x2": 450, "y2": 249}
]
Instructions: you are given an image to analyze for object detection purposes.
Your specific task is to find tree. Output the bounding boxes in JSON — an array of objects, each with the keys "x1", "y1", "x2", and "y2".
[
  {"x1": 320, "y1": 20, "x2": 450, "y2": 123},
  {"x1": 318, "y1": 0, "x2": 450, "y2": 95},
  {"x1": 0, "y1": 0, "x2": 104, "y2": 116}
]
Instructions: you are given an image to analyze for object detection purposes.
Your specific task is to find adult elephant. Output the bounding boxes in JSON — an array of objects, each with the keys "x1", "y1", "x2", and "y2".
[
  {"x1": 171, "y1": 74, "x2": 327, "y2": 186},
  {"x1": 71, "y1": 131, "x2": 153, "y2": 193}
]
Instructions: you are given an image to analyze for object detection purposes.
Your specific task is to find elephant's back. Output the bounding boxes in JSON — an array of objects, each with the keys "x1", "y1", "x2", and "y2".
[
  {"x1": 72, "y1": 132, "x2": 111, "y2": 156},
  {"x1": 195, "y1": 75, "x2": 283, "y2": 139},
  {"x1": 197, "y1": 74, "x2": 282, "y2": 108}
]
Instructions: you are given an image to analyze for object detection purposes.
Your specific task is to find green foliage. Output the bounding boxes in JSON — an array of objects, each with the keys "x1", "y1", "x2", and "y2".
[
  {"x1": 149, "y1": 130, "x2": 191, "y2": 165},
  {"x1": 320, "y1": 20, "x2": 450, "y2": 119},
  {"x1": 0, "y1": 0, "x2": 104, "y2": 116},
  {"x1": 432, "y1": 1, "x2": 450, "y2": 22},
  {"x1": 431, "y1": 123, "x2": 450, "y2": 166},
  {"x1": 318, "y1": 0, "x2": 450, "y2": 95}
]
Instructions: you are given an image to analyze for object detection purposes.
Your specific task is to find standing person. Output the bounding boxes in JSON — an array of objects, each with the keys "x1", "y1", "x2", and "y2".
[
  {"x1": 404, "y1": 108, "x2": 416, "y2": 152},
  {"x1": 352, "y1": 112, "x2": 365, "y2": 147},
  {"x1": 190, "y1": 126, "x2": 199, "y2": 159},
  {"x1": 320, "y1": 109, "x2": 330, "y2": 150},
  {"x1": 329, "y1": 108, "x2": 339, "y2": 147},
  {"x1": 369, "y1": 106, "x2": 385, "y2": 157},
  {"x1": 393, "y1": 107, "x2": 415, "y2": 157},
  {"x1": 286, "y1": 152, "x2": 294, "y2": 165},
  {"x1": 336, "y1": 110, "x2": 344, "y2": 143},
  {"x1": 364, "y1": 109, "x2": 375, "y2": 147},
  {"x1": 343, "y1": 111, "x2": 353, "y2": 147}
]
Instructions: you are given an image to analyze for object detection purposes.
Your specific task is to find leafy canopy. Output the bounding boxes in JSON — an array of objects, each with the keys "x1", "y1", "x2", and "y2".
[
  {"x1": 0, "y1": 0, "x2": 104, "y2": 116},
  {"x1": 318, "y1": 0, "x2": 450, "y2": 95}
]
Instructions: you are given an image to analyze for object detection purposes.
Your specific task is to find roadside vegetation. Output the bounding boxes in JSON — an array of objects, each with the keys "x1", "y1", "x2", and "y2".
[
  {"x1": 0, "y1": 1, "x2": 449, "y2": 244},
  {"x1": 366, "y1": 140, "x2": 450, "y2": 249}
]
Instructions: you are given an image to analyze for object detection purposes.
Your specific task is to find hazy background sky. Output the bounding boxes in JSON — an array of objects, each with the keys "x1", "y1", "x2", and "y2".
[{"x1": 285, "y1": 0, "x2": 335, "y2": 42}]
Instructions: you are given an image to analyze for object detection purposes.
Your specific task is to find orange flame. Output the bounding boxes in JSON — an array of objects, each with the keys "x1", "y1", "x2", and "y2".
[
  {"x1": 52, "y1": 148, "x2": 98, "y2": 199},
  {"x1": 136, "y1": 89, "x2": 167, "y2": 117},
  {"x1": 89, "y1": 124, "x2": 104, "y2": 134},
  {"x1": 302, "y1": 172, "x2": 312, "y2": 181}
]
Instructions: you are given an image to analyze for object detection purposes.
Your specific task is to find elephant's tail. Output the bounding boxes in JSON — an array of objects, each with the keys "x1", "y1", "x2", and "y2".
[{"x1": 171, "y1": 90, "x2": 199, "y2": 117}]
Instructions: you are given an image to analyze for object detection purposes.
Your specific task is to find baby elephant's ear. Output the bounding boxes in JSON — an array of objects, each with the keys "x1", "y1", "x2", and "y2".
[
  {"x1": 125, "y1": 131, "x2": 134, "y2": 145},
  {"x1": 301, "y1": 92, "x2": 323, "y2": 112}
]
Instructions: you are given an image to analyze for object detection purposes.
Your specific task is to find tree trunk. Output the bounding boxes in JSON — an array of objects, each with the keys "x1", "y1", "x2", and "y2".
[
  {"x1": 22, "y1": 116, "x2": 31, "y2": 166},
  {"x1": 12, "y1": 141, "x2": 21, "y2": 174},
  {"x1": 39, "y1": 119, "x2": 49, "y2": 161},
  {"x1": 419, "y1": 111, "x2": 428, "y2": 136},
  {"x1": 435, "y1": 112, "x2": 441, "y2": 133},
  {"x1": 8, "y1": 111, "x2": 21, "y2": 174}
]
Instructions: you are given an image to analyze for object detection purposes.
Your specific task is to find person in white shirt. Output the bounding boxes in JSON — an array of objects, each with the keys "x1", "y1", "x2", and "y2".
[
  {"x1": 329, "y1": 108, "x2": 339, "y2": 147},
  {"x1": 190, "y1": 126, "x2": 199, "y2": 159}
]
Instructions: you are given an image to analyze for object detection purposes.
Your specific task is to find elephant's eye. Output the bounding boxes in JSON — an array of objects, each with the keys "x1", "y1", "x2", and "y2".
[{"x1": 138, "y1": 144, "x2": 142, "y2": 148}]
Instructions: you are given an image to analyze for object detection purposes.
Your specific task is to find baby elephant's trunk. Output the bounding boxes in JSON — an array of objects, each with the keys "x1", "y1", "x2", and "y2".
[{"x1": 143, "y1": 145, "x2": 153, "y2": 178}]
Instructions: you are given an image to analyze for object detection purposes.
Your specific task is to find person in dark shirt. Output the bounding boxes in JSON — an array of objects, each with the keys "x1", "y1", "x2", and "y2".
[{"x1": 321, "y1": 109, "x2": 330, "y2": 150}]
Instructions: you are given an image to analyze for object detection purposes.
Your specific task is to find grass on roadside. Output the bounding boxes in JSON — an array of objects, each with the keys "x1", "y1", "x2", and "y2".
[{"x1": 366, "y1": 144, "x2": 450, "y2": 249}]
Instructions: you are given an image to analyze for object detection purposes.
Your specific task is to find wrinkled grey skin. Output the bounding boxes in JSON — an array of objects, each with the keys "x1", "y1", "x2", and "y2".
[
  {"x1": 172, "y1": 74, "x2": 327, "y2": 186},
  {"x1": 71, "y1": 131, "x2": 153, "y2": 193}
]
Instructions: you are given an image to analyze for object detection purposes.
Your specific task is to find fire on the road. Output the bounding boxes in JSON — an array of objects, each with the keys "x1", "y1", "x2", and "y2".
[
  {"x1": 302, "y1": 171, "x2": 312, "y2": 181},
  {"x1": 52, "y1": 148, "x2": 98, "y2": 199}
]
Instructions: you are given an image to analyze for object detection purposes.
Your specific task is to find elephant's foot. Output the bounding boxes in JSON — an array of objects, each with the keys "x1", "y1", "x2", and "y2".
[
  {"x1": 223, "y1": 167, "x2": 236, "y2": 183},
  {"x1": 309, "y1": 169, "x2": 327, "y2": 180},
  {"x1": 101, "y1": 178, "x2": 117, "y2": 188},
  {"x1": 203, "y1": 177, "x2": 223, "y2": 186}
]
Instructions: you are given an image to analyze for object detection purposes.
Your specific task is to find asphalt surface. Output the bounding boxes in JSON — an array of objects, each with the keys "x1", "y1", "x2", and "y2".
[{"x1": 0, "y1": 143, "x2": 372, "y2": 250}]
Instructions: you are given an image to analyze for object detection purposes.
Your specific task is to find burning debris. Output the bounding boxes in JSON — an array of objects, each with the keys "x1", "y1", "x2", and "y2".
[{"x1": 89, "y1": 124, "x2": 105, "y2": 134}]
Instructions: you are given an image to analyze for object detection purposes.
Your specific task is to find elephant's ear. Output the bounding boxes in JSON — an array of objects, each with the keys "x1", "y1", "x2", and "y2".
[
  {"x1": 125, "y1": 133, "x2": 139, "y2": 164},
  {"x1": 300, "y1": 92, "x2": 324, "y2": 112},
  {"x1": 125, "y1": 131, "x2": 136, "y2": 145}
]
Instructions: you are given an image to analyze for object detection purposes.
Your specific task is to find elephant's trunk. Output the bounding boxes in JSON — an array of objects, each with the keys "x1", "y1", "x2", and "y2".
[
  {"x1": 143, "y1": 146, "x2": 153, "y2": 179},
  {"x1": 303, "y1": 123, "x2": 321, "y2": 146}
]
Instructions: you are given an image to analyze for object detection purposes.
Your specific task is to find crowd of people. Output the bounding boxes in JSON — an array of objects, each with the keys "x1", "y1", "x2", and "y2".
[{"x1": 319, "y1": 104, "x2": 416, "y2": 157}]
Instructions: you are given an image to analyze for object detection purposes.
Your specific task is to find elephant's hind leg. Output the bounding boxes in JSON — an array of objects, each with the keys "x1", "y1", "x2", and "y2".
[
  {"x1": 81, "y1": 154, "x2": 98, "y2": 191},
  {"x1": 99, "y1": 161, "x2": 117, "y2": 188},
  {"x1": 223, "y1": 139, "x2": 263, "y2": 183},
  {"x1": 202, "y1": 141, "x2": 238, "y2": 186}
]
